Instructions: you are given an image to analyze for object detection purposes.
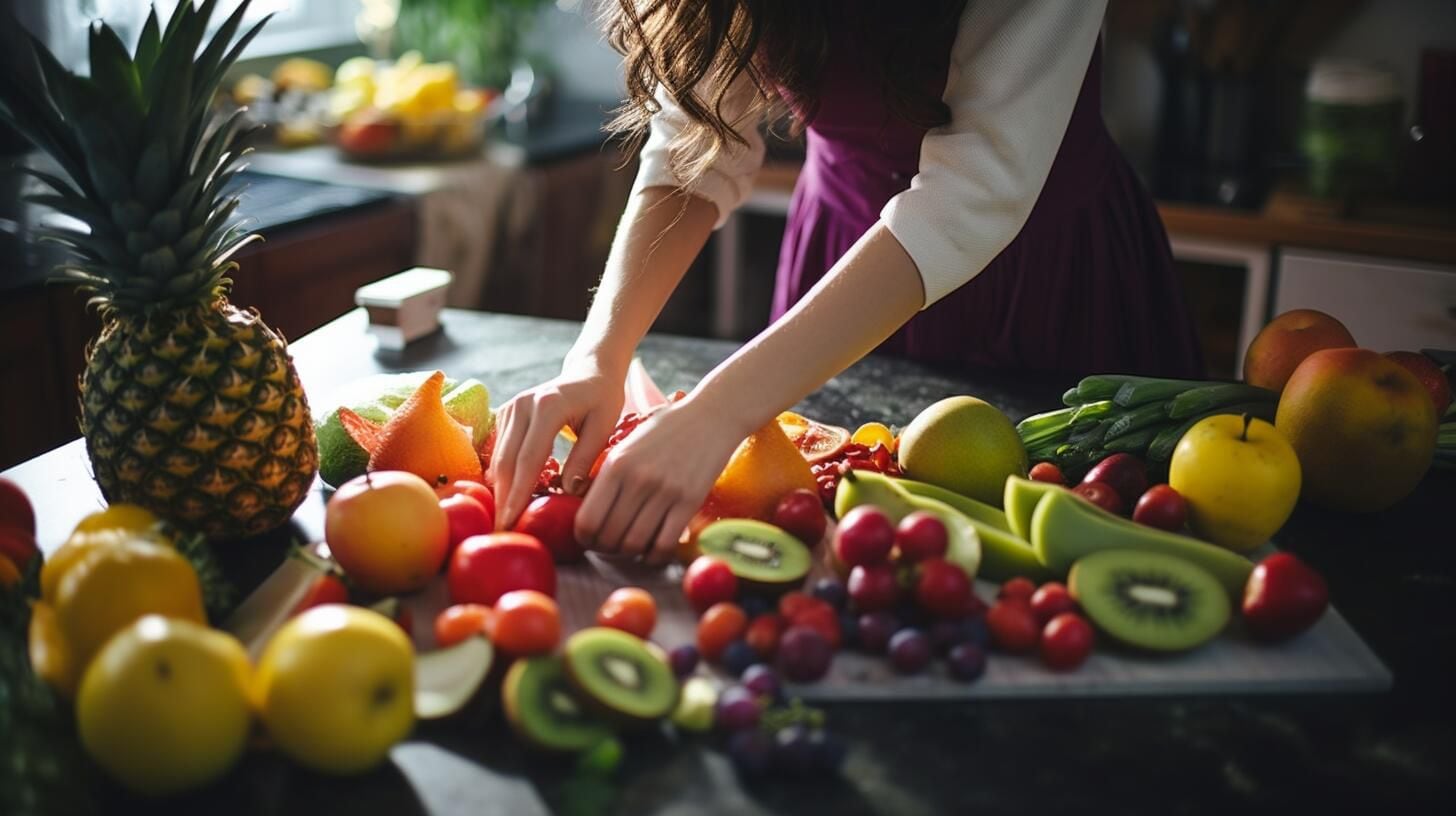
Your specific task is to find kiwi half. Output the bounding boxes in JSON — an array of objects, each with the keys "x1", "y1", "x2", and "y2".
[
  {"x1": 502, "y1": 656, "x2": 613, "y2": 752},
  {"x1": 697, "y1": 519, "x2": 811, "y2": 594},
  {"x1": 563, "y1": 628, "x2": 679, "y2": 726},
  {"x1": 1068, "y1": 549, "x2": 1230, "y2": 653}
]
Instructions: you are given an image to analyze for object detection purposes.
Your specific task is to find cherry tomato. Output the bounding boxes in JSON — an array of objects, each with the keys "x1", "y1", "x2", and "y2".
[
  {"x1": 293, "y1": 574, "x2": 349, "y2": 616},
  {"x1": 745, "y1": 613, "x2": 787, "y2": 660},
  {"x1": 1028, "y1": 462, "x2": 1065, "y2": 485},
  {"x1": 683, "y1": 556, "x2": 738, "y2": 613},
  {"x1": 1029, "y1": 582, "x2": 1077, "y2": 625},
  {"x1": 491, "y1": 590, "x2": 561, "y2": 656},
  {"x1": 986, "y1": 600, "x2": 1040, "y2": 654},
  {"x1": 777, "y1": 591, "x2": 817, "y2": 621},
  {"x1": 1072, "y1": 481, "x2": 1124, "y2": 515},
  {"x1": 437, "y1": 479, "x2": 496, "y2": 519},
  {"x1": 434, "y1": 603, "x2": 493, "y2": 649},
  {"x1": 997, "y1": 577, "x2": 1037, "y2": 603},
  {"x1": 1040, "y1": 612, "x2": 1094, "y2": 670},
  {"x1": 1132, "y1": 484, "x2": 1189, "y2": 532},
  {"x1": 596, "y1": 587, "x2": 657, "y2": 640},
  {"x1": 697, "y1": 602, "x2": 748, "y2": 662},
  {"x1": 440, "y1": 494, "x2": 493, "y2": 558},
  {"x1": 771, "y1": 489, "x2": 828, "y2": 545}
]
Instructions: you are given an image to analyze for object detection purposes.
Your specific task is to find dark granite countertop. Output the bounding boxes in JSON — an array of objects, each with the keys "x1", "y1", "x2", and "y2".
[{"x1": 5, "y1": 309, "x2": 1454, "y2": 815}]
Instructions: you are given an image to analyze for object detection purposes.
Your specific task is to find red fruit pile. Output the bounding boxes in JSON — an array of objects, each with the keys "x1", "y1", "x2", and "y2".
[
  {"x1": 811, "y1": 442, "x2": 902, "y2": 507},
  {"x1": 987, "y1": 577, "x2": 1095, "y2": 671}
]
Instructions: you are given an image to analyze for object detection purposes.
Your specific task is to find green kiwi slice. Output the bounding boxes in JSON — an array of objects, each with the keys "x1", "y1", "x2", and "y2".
[
  {"x1": 1068, "y1": 549, "x2": 1230, "y2": 653},
  {"x1": 562, "y1": 628, "x2": 679, "y2": 725},
  {"x1": 697, "y1": 519, "x2": 812, "y2": 593},
  {"x1": 502, "y1": 656, "x2": 614, "y2": 752}
]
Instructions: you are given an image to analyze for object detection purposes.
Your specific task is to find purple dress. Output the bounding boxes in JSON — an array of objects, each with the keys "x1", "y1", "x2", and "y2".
[{"x1": 769, "y1": 26, "x2": 1205, "y2": 378}]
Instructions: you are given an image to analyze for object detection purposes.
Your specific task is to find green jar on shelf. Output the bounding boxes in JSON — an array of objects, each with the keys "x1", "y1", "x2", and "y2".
[{"x1": 1301, "y1": 60, "x2": 1402, "y2": 199}]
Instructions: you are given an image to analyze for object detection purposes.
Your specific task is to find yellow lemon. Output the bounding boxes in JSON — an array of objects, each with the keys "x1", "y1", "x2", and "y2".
[
  {"x1": 254, "y1": 604, "x2": 415, "y2": 775},
  {"x1": 851, "y1": 422, "x2": 896, "y2": 450},
  {"x1": 77, "y1": 616, "x2": 252, "y2": 797},
  {"x1": 55, "y1": 539, "x2": 205, "y2": 674},
  {"x1": 73, "y1": 503, "x2": 160, "y2": 535}
]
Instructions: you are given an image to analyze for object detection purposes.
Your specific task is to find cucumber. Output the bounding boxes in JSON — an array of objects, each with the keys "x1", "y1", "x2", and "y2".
[
  {"x1": 1069, "y1": 400, "x2": 1118, "y2": 428},
  {"x1": 1111, "y1": 377, "x2": 1209, "y2": 408},
  {"x1": 1102, "y1": 426, "x2": 1158, "y2": 454},
  {"x1": 1104, "y1": 401, "x2": 1171, "y2": 440},
  {"x1": 1166, "y1": 383, "x2": 1278, "y2": 420},
  {"x1": 1073, "y1": 374, "x2": 1168, "y2": 403},
  {"x1": 1030, "y1": 490, "x2": 1253, "y2": 599}
]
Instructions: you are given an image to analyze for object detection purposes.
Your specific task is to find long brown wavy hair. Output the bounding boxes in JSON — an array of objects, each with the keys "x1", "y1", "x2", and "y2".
[{"x1": 605, "y1": 0, "x2": 967, "y2": 185}]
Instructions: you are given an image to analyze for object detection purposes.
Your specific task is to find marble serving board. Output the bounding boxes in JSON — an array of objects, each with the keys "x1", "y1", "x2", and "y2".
[{"x1": 228, "y1": 539, "x2": 1391, "y2": 702}]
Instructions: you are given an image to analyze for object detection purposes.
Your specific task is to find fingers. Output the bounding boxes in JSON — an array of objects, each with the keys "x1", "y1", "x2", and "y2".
[
  {"x1": 574, "y1": 467, "x2": 620, "y2": 550},
  {"x1": 500, "y1": 395, "x2": 562, "y2": 531},
  {"x1": 559, "y1": 409, "x2": 615, "y2": 497},
  {"x1": 489, "y1": 400, "x2": 521, "y2": 529},
  {"x1": 647, "y1": 501, "x2": 696, "y2": 567},
  {"x1": 618, "y1": 489, "x2": 674, "y2": 561}
]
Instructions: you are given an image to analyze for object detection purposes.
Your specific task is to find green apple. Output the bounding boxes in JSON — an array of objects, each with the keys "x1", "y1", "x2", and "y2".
[{"x1": 1169, "y1": 415, "x2": 1301, "y2": 552}]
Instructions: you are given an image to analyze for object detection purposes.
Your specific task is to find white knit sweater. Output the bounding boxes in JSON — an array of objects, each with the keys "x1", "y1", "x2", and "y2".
[{"x1": 631, "y1": 0, "x2": 1107, "y2": 307}]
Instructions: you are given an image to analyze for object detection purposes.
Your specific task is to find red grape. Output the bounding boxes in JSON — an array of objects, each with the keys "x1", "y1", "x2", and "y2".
[
  {"x1": 896, "y1": 512, "x2": 949, "y2": 562},
  {"x1": 1132, "y1": 484, "x2": 1189, "y2": 532},
  {"x1": 1029, "y1": 582, "x2": 1077, "y2": 625},
  {"x1": 1040, "y1": 612, "x2": 1094, "y2": 670},
  {"x1": 986, "y1": 600, "x2": 1040, "y2": 654}
]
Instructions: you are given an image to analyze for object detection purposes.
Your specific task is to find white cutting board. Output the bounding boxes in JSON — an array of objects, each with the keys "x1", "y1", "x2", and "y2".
[{"x1": 230, "y1": 541, "x2": 1391, "y2": 700}]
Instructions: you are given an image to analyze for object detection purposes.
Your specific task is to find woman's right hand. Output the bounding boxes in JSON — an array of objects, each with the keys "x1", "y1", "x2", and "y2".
[{"x1": 490, "y1": 356, "x2": 626, "y2": 531}]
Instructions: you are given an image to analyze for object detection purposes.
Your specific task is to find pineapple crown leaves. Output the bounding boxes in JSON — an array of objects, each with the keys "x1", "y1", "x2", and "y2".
[{"x1": 0, "y1": 1, "x2": 273, "y2": 317}]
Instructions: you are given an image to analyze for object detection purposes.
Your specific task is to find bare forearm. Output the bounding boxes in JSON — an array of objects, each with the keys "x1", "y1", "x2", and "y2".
[
  {"x1": 685, "y1": 222, "x2": 925, "y2": 436},
  {"x1": 566, "y1": 186, "x2": 716, "y2": 374}
]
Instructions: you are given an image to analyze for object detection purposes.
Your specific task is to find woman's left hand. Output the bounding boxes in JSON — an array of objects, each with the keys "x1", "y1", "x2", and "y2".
[{"x1": 574, "y1": 394, "x2": 745, "y2": 565}]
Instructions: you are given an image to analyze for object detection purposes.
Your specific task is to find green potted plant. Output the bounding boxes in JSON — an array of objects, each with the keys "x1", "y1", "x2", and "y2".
[{"x1": 394, "y1": 0, "x2": 552, "y2": 90}]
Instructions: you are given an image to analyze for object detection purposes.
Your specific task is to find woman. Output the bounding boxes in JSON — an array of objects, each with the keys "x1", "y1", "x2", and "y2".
[{"x1": 491, "y1": 0, "x2": 1203, "y2": 561}]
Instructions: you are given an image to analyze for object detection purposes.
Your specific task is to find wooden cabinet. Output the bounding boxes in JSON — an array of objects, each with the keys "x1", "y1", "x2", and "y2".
[
  {"x1": 1274, "y1": 249, "x2": 1456, "y2": 351},
  {"x1": 0, "y1": 199, "x2": 416, "y2": 469}
]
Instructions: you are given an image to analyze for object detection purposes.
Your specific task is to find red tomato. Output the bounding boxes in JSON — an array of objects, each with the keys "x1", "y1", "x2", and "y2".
[
  {"x1": 1029, "y1": 582, "x2": 1077, "y2": 625},
  {"x1": 1040, "y1": 612, "x2": 1094, "y2": 670},
  {"x1": 914, "y1": 558, "x2": 972, "y2": 619},
  {"x1": 596, "y1": 587, "x2": 657, "y2": 640},
  {"x1": 436, "y1": 480, "x2": 496, "y2": 518},
  {"x1": 683, "y1": 556, "x2": 738, "y2": 613},
  {"x1": 491, "y1": 590, "x2": 561, "y2": 656},
  {"x1": 1132, "y1": 484, "x2": 1189, "y2": 532},
  {"x1": 440, "y1": 494, "x2": 493, "y2": 558},
  {"x1": 293, "y1": 574, "x2": 348, "y2": 616},
  {"x1": 447, "y1": 532, "x2": 556, "y2": 606},
  {"x1": 1072, "y1": 481, "x2": 1124, "y2": 515},
  {"x1": 513, "y1": 493, "x2": 585, "y2": 563},
  {"x1": 434, "y1": 603, "x2": 493, "y2": 648},
  {"x1": 697, "y1": 602, "x2": 748, "y2": 662},
  {"x1": 986, "y1": 600, "x2": 1040, "y2": 654},
  {"x1": 1028, "y1": 462, "x2": 1065, "y2": 485},
  {"x1": 745, "y1": 613, "x2": 788, "y2": 659}
]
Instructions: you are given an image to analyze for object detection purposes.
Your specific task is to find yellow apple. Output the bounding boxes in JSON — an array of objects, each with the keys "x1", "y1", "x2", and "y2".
[
  {"x1": 253, "y1": 604, "x2": 415, "y2": 775},
  {"x1": 325, "y1": 470, "x2": 448, "y2": 595},
  {"x1": 1169, "y1": 414, "x2": 1302, "y2": 552}
]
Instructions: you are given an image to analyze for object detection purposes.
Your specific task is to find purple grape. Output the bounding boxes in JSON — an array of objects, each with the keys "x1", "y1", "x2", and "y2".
[
  {"x1": 807, "y1": 729, "x2": 848, "y2": 773},
  {"x1": 739, "y1": 594, "x2": 773, "y2": 619},
  {"x1": 855, "y1": 611, "x2": 900, "y2": 654},
  {"x1": 714, "y1": 685, "x2": 762, "y2": 732},
  {"x1": 668, "y1": 644, "x2": 699, "y2": 678},
  {"x1": 928, "y1": 618, "x2": 979, "y2": 655},
  {"x1": 837, "y1": 611, "x2": 859, "y2": 649},
  {"x1": 961, "y1": 616, "x2": 991, "y2": 649},
  {"x1": 946, "y1": 642, "x2": 987, "y2": 682},
  {"x1": 728, "y1": 729, "x2": 774, "y2": 777},
  {"x1": 772, "y1": 724, "x2": 817, "y2": 776},
  {"x1": 888, "y1": 628, "x2": 931, "y2": 674},
  {"x1": 811, "y1": 577, "x2": 848, "y2": 610},
  {"x1": 775, "y1": 626, "x2": 833, "y2": 683},
  {"x1": 741, "y1": 664, "x2": 781, "y2": 701},
  {"x1": 721, "y1": 640, "x2": 757, "y2": 677}
]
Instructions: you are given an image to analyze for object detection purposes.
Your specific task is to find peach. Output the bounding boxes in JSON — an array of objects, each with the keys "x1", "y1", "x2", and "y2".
[
  {"x1": 1275, "y1": 348, "x2": 1438, "y2": 512},
  {"x1": 1385, "y1": 351, "x2": 1452, "y2": 416},
  {"x1": 1243, "y1": 309, "x2": 1356, "y2": 392}
]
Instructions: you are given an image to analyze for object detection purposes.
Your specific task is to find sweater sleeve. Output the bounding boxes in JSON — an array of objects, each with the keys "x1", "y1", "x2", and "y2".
[
  {"x1": 881, "y1": 0, "x2": 1107, "y2": 307},
  {"x1": 631, "y1": 73, "x2": 766, "y2": 229}
]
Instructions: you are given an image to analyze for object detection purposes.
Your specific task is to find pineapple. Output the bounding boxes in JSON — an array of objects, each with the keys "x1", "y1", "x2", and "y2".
[{"x1": 0, "y1": 1, "x2": 318, "y2": 539}]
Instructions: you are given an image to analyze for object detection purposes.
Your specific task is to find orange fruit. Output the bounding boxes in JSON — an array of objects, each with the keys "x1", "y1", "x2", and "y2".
[
  {"x1": 490, "y1": 590, "x2": 560, "y2": 656},
  {"x1": 368, "y1": 370, "x2": 484, "y2": 486},
  {"x1": 595, "y1": 587, "x2": 657, "y2": 640},
  {"x1": 681, "y1": 419, "x2": 818, "y2": 561},
  {"x1": 777, "y1": 411, "x2": 851, "y2": 464}
]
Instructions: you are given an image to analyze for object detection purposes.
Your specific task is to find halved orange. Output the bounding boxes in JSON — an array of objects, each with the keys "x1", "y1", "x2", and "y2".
[{"x1": 776, "y1": 411, "x2": 851, "y2": 465}]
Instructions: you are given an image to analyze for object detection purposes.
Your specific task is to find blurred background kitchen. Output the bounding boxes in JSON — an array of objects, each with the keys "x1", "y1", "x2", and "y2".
[{"x1": 2, "y1": 0, "x2": 1454, "y2": 469}]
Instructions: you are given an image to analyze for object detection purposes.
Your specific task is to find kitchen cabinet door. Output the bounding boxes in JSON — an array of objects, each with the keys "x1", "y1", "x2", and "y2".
[{"x1": 1273, "y1": 249, "x2": 1456, "y2": 352}]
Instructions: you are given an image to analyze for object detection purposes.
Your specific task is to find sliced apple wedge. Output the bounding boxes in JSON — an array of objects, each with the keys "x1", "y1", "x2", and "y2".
[{"x1": 415, "y1": 636, "x2": 494, "y2": 720}]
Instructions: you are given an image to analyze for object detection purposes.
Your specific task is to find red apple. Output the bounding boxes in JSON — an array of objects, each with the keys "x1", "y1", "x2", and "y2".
[
  {"x1": 1242, "y1": 552, "x2": 1329, "y2": 641},
  {"x1": 1072, "y1": 481, "x2": 1123, "y2": 515},
  {"x1": 325, "y1": 471, "x2": 449, "y2": 595},
  {"x1": 913, "y1": 558, "x2": 972, "y2": 619},
  {"x1": 1277, "y1": 348, "x2": 1438, "y2": 512},
  {"x1": 847, "y1": 563, "x2": 900, "y2": 612},
  {"x1": 1131, "y1": 484, "x2": 1189, "y2": 532},
  {"x1": 1243, "y1": 309, "x2": 1356, "y2": 392},
  {"x1": 513, "y1": 493, "x2": 585, "y2": 563},
  {"x1": 440, "y1": 494, "x2": 492, "y2": 559},
  {"x1": 0, "y1": 477, "x2": 35, "y2": 536},
  {"x1": 447, "y1": 532, "x2": 556, "y2": 606},
  {"x1": 436, "y1": 480, "x2": 496, "y2": 520},
  {"x1": 896, "y1": 512, "x2": 949, "y2": 563},
  {"x1": 1082, "y1": 454, "x2": 1148, "y2": 509},
  {"x1": 833, "y1": 505, "x2": 895, "y2": 567},
  {"x1": 1385, "y1": 351, "x2": 1452, "y2": 415}
]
